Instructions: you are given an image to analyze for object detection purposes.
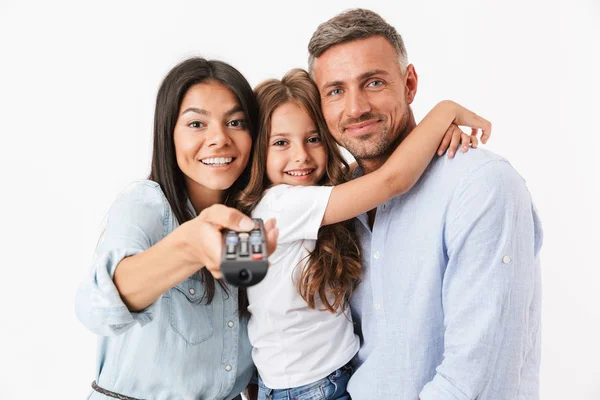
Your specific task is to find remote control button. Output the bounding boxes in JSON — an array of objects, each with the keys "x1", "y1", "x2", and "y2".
[
  {"x1": 226, "y1": 244, "x2": 236, "y2": 254},
  {"x1": 250, "y1": 235, "x2": 262, "y2": 245},
  {"x1": 252, "y1": 244, "x2": 262, "y2": 254},
  {"x1": 252, "y1": 253, "x2": 263, "y2": 260},
  {"x1": 238, "y1": 232, "x2": 249, "y2": 239},
  {"x1": 226, "y1": 236, "x2": 238, "y2": 245},
  {"x1": 240, "y1": 242, "x2": 249, "y2": 256},
  {"x1": 226, "y1": 253, "x2": 236, "y2": 260}
]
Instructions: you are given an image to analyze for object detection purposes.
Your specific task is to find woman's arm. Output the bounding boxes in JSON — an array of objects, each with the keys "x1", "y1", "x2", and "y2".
[
  {"x1": 322, "y1": 100, "x2": 491, "y2": 226},
  {"x1": 114, "y1": 206, "x2": 277, "y2": 311}
]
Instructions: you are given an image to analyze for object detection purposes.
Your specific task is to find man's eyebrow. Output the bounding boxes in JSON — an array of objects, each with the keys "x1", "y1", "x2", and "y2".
[
  {"x1": 359, "y1": 69, "x2": 390, "y2": 80},
  {"x1": 320, "y1": 69, "x2": 390, "y2": 92},
  {"x1": 181, "y1": 107, "x2": 209, "y2": 116},
  {"x1": 320, "y1": 80, "x2": 344, "y2": 93}
]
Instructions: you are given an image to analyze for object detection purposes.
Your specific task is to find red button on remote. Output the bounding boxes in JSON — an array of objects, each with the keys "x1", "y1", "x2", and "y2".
[{"x1": 252, "y1": 254, "x2": 263, "y2": 260}]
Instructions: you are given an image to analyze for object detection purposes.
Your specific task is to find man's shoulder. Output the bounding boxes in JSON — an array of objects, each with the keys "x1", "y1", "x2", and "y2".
[
  {"x1": 430, "y1": 148, "x2": 507, "y2": 174},
  {"x1": 404, "y1": 148, "x2": 526, "y2": 205},
  {"x1": 425, "y1": 148, "x2": 521, "y2": 186}
]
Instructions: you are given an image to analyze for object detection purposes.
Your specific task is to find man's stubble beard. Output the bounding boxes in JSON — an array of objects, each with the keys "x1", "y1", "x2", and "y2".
[{"x1": 342, "y1": 107, "x2": 412, "y2": 162}]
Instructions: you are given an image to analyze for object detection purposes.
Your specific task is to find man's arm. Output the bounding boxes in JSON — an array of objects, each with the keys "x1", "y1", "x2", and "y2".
[{"x1": 419, "y1": 160, "x2": 543, "y2": 400}]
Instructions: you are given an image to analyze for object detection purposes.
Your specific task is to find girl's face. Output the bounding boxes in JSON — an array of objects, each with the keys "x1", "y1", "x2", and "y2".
[
  {"x1": 174, "y1": 82, "x2": 252, "y2": 194},
  {"x1": 266, "y1": 102, "x2": 328, "y2": 187}
]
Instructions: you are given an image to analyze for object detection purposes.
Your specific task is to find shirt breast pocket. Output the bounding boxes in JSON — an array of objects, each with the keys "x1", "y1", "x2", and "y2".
[{"x1": 165, "y1": 279, "x2": 214, "y2": 345}]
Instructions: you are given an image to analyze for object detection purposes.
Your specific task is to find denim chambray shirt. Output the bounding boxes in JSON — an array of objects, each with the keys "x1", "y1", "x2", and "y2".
[
  {"x1": 347, "y1": 149, "x2": 543, "y2": 400},
  {"x1": 75, "y1": 180, "x2": 254, "y2": 400}
]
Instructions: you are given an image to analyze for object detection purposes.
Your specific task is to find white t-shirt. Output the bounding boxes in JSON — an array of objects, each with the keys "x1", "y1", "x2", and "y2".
[{"x1": 247, "y1": 184, "x2": 360, "y2": 389}]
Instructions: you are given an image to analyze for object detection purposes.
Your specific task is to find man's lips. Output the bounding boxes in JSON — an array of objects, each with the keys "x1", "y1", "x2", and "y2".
[{"x1": 343, "y1": 119, "x2": 380, "y2": 136}]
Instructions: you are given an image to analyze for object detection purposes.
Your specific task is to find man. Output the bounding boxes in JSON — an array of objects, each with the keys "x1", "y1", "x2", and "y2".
[{"x1": 308, "y1": 9, "x2": 542, "y2": 400}]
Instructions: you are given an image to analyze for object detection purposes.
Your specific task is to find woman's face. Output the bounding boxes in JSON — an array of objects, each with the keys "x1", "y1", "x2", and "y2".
[{"x1": 174, "y1": 81, "x2": 252, "y2": 195}]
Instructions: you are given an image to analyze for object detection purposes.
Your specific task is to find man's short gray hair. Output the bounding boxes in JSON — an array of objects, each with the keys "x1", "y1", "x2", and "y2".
[{"x1": 308, "y1": 9, "x2": 408, "y2": 76}]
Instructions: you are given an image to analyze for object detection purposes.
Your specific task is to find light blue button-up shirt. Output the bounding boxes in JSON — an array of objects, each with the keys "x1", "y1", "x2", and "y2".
[
  {"x1": 75, "y1": 180, "x2": 254, "y2": 400},
  {"x1": 347, "y1": 149, "x2": 543, "y2": 400}
]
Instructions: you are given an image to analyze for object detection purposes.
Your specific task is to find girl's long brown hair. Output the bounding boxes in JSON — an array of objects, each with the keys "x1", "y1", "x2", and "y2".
[{"x1": 238, "y1": 69, "x2": 361, "y2": 313}]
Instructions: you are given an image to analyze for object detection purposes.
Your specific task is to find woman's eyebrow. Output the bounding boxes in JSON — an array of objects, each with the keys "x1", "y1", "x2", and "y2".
[{"x1": 181, "y1": 107, "x2": 209, "y2": 116}]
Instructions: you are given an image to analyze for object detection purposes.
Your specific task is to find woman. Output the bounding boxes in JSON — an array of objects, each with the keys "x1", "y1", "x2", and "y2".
[{"x1": 75, "y1": 57, "x2": 277, "y2": 400}]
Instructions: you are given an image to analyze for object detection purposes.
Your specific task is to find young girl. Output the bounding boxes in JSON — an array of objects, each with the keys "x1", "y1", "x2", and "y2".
[{"x1": 239, "y1": 69, "x2": 490, "y2": 400}]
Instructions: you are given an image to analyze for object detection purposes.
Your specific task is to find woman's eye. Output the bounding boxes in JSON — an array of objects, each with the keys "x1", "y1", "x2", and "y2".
[
  {"x1": 367, "y1": 80, "x2": 384, "y2": 88},
  {"x1": 227, "y1": 119, "x2": 247, "y2": 128},
  {"x1": 189, "y1": 121, "x2": 203, "y2": 128}
]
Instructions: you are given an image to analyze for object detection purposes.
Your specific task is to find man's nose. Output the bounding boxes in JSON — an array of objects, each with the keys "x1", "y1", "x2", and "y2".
[{"x1": 345, "y1": 89, "x2": 371, "y2": 119}]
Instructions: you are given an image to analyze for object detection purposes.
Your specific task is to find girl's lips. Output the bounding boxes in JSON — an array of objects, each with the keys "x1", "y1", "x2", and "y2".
[
  {"x1": 285, "y1": 168, "x2": 315, "y2": 182},
  {"x1": 344, "y1": 119, "x2": 379, "y2": 136},
  {"x1": 287, "y1": 173, "x2": 313, "y2": 182}
]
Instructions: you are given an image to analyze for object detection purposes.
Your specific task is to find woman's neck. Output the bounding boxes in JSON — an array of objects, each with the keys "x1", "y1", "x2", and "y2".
[{"x1": 185, "y1": 179, "x2": 227, "y2": 215}]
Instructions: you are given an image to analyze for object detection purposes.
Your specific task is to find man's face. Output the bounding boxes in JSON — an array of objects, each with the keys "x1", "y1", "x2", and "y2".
[{"x1": 313, "y1": 36, "x2": 417, "y2": 163}]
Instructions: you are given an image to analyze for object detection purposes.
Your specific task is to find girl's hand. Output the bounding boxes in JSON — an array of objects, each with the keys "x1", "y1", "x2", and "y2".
[
  {"x1": 436, "y1": 100, "x2": 492, "y2": 158},
  {"x1": 181, "y1": 205, "x2": 278, "y2": 279},
  {"x1": 437, "y1": 123, "x2": 481, "y2": 158}
]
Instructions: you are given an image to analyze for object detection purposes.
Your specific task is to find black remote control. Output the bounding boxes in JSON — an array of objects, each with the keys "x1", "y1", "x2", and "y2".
[{"x1": 221, "y1": 218, "x2": 268, "y2": 287}]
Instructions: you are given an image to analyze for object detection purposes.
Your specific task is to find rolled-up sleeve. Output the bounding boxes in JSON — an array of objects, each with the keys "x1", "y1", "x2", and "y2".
[
  {"x1": 75, "y1": 181, "x2": 169, "y2": 336},
  {"x1": 420, "y1": 160, "x2": 543, "y2": 400}
]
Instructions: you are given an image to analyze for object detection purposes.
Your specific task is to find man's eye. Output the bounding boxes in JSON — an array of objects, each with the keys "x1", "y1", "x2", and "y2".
[
  {"x1": 227, "y1": 119, "x2": 247, "y2": 128},
  {"x1": 328, "y1": 88, "x2": 343, "y2": 96},
  {"x1": 189, "y1": 121, "x2": 203, "y2": 128},
  {"x1": 367, "y1": 80, "x2": 384, "y2": 88}
]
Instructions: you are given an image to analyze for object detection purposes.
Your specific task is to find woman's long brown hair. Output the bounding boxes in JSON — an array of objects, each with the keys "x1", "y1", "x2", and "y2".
[
  {"x1": 238, "y1": 69, "x2": 361, "y2": 313},
  {"x1": 148, "y1": 57, "x2": 258, "y2": 316}
]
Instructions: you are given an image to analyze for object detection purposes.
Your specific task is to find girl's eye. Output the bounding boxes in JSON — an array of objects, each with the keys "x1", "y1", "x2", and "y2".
[
  {"x1": 189, "y1": 121, "x2": 203, "y2": 128},
  {"x1": 367, "y1": 80, "x2": 384, "y2": 88},
  {"x1": 307, "y1": 136, "x2": 321, "y2": 144},
  {"x1": 227, "y1": 119, "x2": 247, "y2": 128},
  {"x1": 273, "y1": 140, "x2": 288, "y2": 147}
]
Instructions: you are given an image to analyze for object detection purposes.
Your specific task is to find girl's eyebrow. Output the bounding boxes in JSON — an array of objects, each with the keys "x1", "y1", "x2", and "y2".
[{"x1": 270, "y1": 132, "x2": 290, "y2": 137}]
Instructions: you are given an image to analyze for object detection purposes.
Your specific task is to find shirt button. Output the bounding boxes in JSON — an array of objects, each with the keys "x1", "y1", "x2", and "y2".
[
  {"x1": 225, "y1": 365, "x2": 232, "y2": 372},
  {"x1": 502, "y1": 256, "x2": 512, "y2": 264},
  {"x1": 189, "y1": 288, "x2": 195, "y2": 295},
  {"x1": 375, "y1": 303, "x2": 381, "y2": 310},
  {"x1": 227, "y1": 321, "x2": 234, "y2": 328},
  {"x1": 373, "y1": 251, "x2": 381, "y2": 260}
]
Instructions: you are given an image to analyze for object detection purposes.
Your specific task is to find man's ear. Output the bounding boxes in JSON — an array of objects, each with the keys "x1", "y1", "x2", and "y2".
[{"x1": 404, "y1": 64, "x2": 418, "y2": 104}]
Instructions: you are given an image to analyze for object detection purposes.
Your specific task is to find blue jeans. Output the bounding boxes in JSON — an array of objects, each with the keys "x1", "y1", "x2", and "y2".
[{"x1": 258, "y1": 365, "x2": 352, "y2": 400}]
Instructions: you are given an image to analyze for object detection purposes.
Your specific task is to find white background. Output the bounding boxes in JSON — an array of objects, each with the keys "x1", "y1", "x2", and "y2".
[{"x1": 1, "y1": 0, "x2": 598, "y2": 398}]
